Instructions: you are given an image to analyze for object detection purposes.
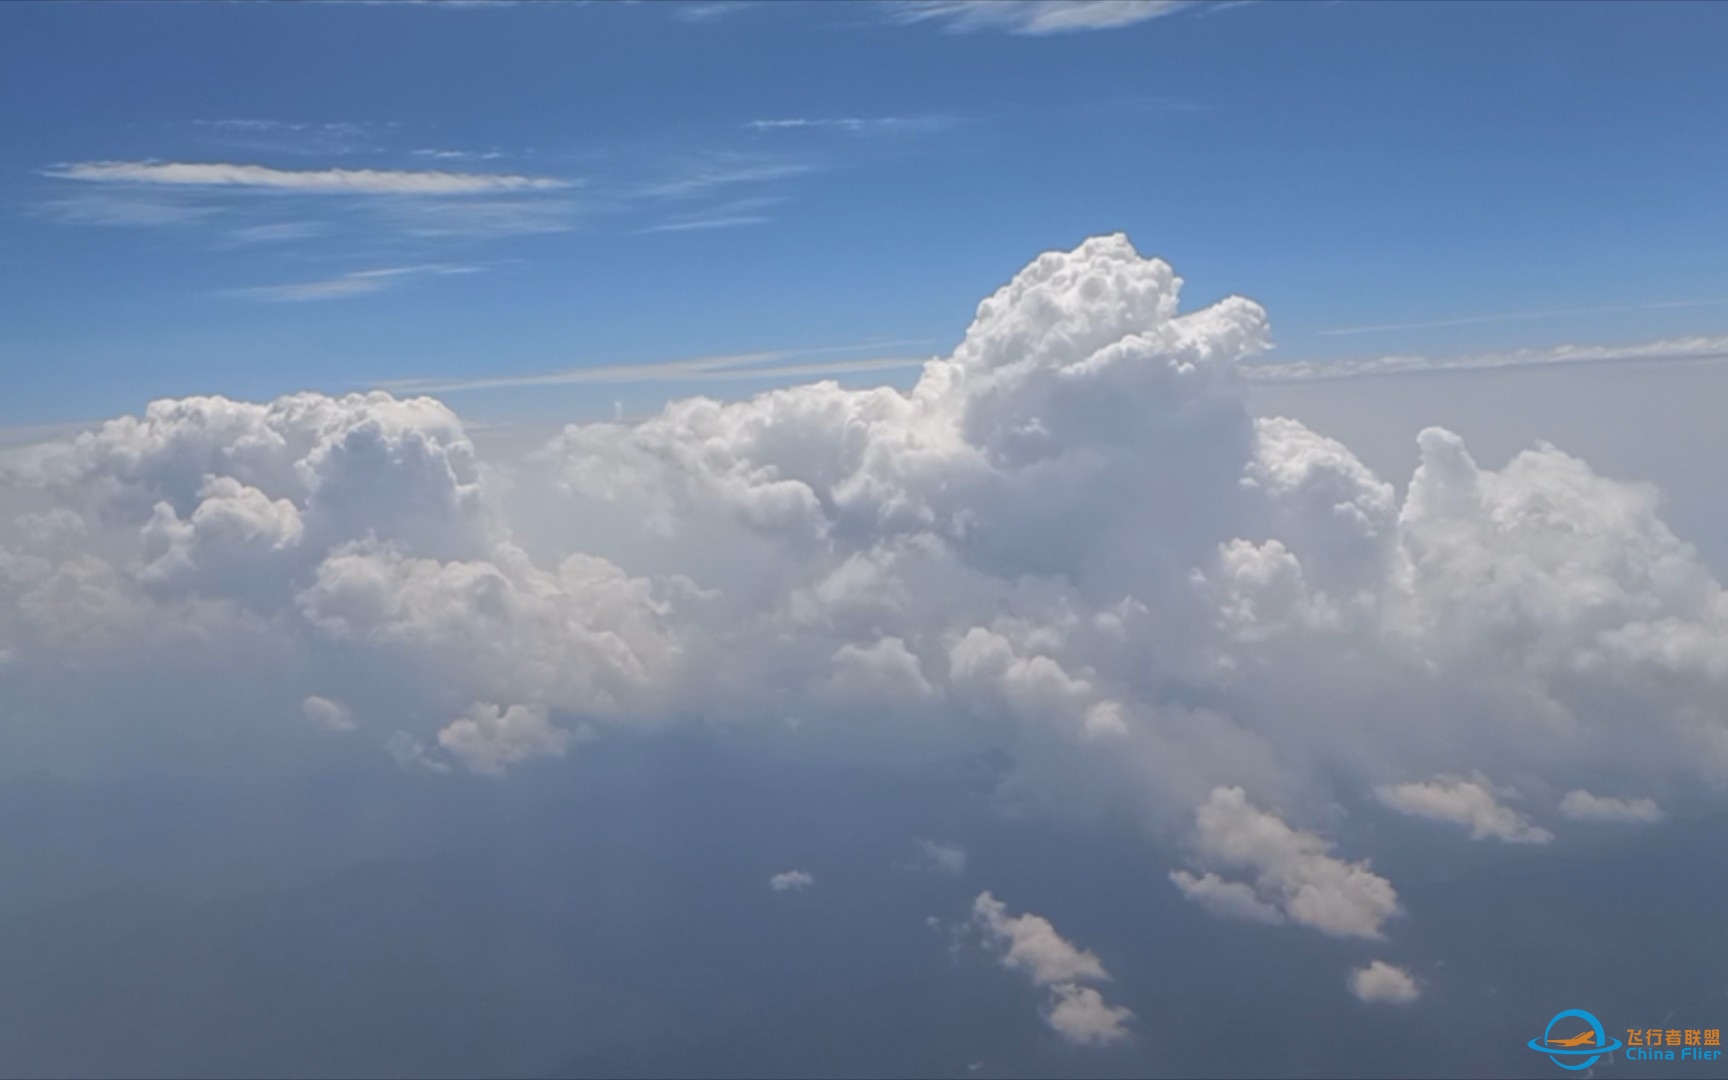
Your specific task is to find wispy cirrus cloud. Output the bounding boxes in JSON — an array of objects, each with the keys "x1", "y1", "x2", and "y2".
[
  {"x1": 673, "y1": 1, "x2": 760, "y2": 22},
  {"x1": 378, "y1": 338, "x2": 937, "y2": 394},
  {"x1": 34, "y1": 192, "x2": 221, "y2": 228},
  {"x1": 49, "y1": 161, "x2": 571, "y2": 196},
  {"x1": 745, "y1": 115, "x2": 963, "y2": 135},
  {"x1": 227, "y1": 264, "x2": 483, "y2": 303},
  {"x1": 1320, "y1": 298, "x2": 1727, "y2": 337},
  {"x1": 1247, "y1": 332, "x2": 1728, "y2": 382},
  {"x1": 637, "y1": 196, "x2": 782, "y2": 234},
  {"x1": 410, "y1": 148, "x2": 506, "y2": 162},
  {"x1": 635, "y1": 157, "x2": 817, "y2": 199},
  {"x1": 227, "y1": 221, "x2": 328, "y2": 244},
  {"x1": 894, "y1": 0, "x2": 1194, "y2": 35}
]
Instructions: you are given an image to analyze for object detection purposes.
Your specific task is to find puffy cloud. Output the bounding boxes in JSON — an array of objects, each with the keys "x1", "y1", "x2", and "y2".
[
  {"x1": 18, "y1": 391, "x2": 488, "y2": 561},
  {"x1": 1349, "y1": 960, "x2": 1419, "y2": 1005},
  {"x1": 437, "y1": 702, "x2": 579, "y2": 777},
  {"x1": 1168, "y1": 870, "x2": 1284, "y2": 926},
  {"x1": 1375, "y1": 776, "x2": 1553, "y2": 844},
  {"x1": 4, "y1": 232, "x2": 1728, "y2": 943},
  {"x1": 1045, "y1": 982, "x2": 1134, "y2": 1045},
  {"x1": 970, "y1": 891, "x2": 1132, "y2": 1045},
  {"x1": 769, "y1": 869, "x2": 814, "y2": 892},
  {"x1": 296, "y1": 542, "x2": 678, "y2": 720},
  {"x1": 1559, "y1": 789, "x2": 1664, "y2": 824},
  {"x1": 301, "y1": 695, "x2": 355, "y2": 732},
  {"x1": 971, "y1": 891, "x2": 1109, "y2": 985},
  {"x1": 1177, "y1": 787, "x2": 1399, "y2": 940}
]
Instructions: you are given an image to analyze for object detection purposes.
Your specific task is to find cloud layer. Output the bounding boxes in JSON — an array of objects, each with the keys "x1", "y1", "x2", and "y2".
[{"x1": 3, "y1": 234, "x2": 1722, "y2": 949}]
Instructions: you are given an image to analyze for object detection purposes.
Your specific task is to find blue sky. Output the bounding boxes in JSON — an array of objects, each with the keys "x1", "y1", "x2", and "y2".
[{"x1": 4, "y1": 0, "x2": 1727, "y2": 427}]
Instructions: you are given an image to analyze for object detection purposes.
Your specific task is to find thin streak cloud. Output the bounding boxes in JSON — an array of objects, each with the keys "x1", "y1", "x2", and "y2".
[
  {"x1": 379, "y1": 340, "x2": 939, "y2": 394},
  {"x1": 895, "y1": 0, "x2": 1193, "y2": 36},
  {"x1": 228, "y1": 264, "x2": 483, "y2": 303},
  {"x1": 1248, "y1": 332, "x2": 1728, "y2": 382},
  {"x1": 50, "y1": 161, "x2": 571, "y2": 195},
  {"x1": 1320, "y1": 299, "x2": 1725, "y2": 337}
]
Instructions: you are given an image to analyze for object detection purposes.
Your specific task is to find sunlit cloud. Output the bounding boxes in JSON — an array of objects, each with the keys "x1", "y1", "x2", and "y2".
[
  {"x1": 50, "y1": 160, "x2": 571, "y2": 195},
  {"x1": 895, "y1": 0, "x2": 1194, "y2": 35}
]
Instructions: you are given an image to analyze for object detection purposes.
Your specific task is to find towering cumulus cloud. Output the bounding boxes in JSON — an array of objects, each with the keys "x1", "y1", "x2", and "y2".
[{"x1": 2, "y1": 236, "x2": 1724, "y2": 892}]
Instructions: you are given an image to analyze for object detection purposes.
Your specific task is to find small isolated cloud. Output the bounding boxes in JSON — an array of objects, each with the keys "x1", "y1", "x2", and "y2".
[
  {"x1": 914, "y1": 838, "x2": 968, "y2": 875},
  {"x1": 1376, "y1": 776, "x2": 1553, "y2": 844},
  {"x1": 1349, "y1": 960, "x2": 1419, "y2": 1005},
  {"x1": 1046, "y1": 982, "x2": 1135, "y2": 1045},
  {"x1": 228, "y1": 264, "x2": 482, "y2": 303},
  {"x1": 971, "y1": 891, "x2": 1108, "y2": 985},
  {"x1": 971, "y1": 892, "x2": 1131, "y2": 1045},
  {"x1": 437, "y1": 702, "x2": 577, "y2": 777},
  {"x1": 1177, "y1": 787, "x2": 1400, "y2": 939},
  {"x1": 50, "y1": 161, "x2": 569, "y2": 195},
  {"x1": 1559, "y1": 790, "x2": 1664, "y2": 824},
  {"x1": 895, "y1": 0, "x2": 1191, "y2": 36},
  {"x1": 301, "y1": 694, "x2": 355, "y2": 732},
  {"x1": 769, "y1": 869, "x2": 815, "y2": 892}
]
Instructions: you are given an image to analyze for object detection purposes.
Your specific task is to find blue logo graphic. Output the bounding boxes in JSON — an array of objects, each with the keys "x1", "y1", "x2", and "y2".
[{"x1": 1528, "y1": 1009, "x2": 1622, "y2": 1071}]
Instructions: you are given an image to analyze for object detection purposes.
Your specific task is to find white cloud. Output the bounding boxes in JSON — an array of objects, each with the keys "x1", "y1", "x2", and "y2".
[
  {"x1": 1247, "y1": 333, "x2": 1728, "y2": 382},
  {"x1": 895, "y1": 0, "x2": 1191, "y2": 35},
  {"x1": 913, "y1": 838, "x2": 967, "y2": 875},
  {"x1": 1559, "y1": 789, "x2": 1664, "y2": 824},
  {"x1": 1349, "y1": 960, "x2": 1419, "y2": 1004},
  {"x1": 971, "y1": 891, "x2": 1108, "y2": 985},
  {"x1": 1376, "y1": 776, "x2": 1553, "y2": 844},
  {"x1": 228, "y1": 264, "x2": 482, "y2": 303},
  {"x1": 1178, "y1": 788, "x2": 1400, "y2": 939},
  {"x1": 970, "y1": 892, "x2": 1132, "y2": 1044},
  {"x1": 674, "y1": 1, "x2": 759, "y2": 22},
  {"x1": 50, "y1": 161, "x2": 570, "y2": 195},
  {"x1": 437, "y1": 702, "x2": 578, "y2": 776},
  {"x1": 1046, "y1": 982, "x2": 1134, "y2": 1045},
  {"x1": 6, "y1": 232, "x2": 1728, "y2": 945},
  {"x1": 1168, "y1": 870, "x2": 1284, "y2": 925},
  {"x1": 745, "y1": 116, "x2": 961, "y2": 136},
  {"x1": 1319, "y1": 298, "x2": 1725, "y2": 337},
  {"x1": 637, "y1": 158, "x2": 816, "y2": 199},
  {"x1": 769, "y1": 869, "x2": 814, "y2": 892},
  {"x1": 380, "y1": 340, "x2": 936, "y2": 395},
  {"x1": 301, "y1": 695, "x2": 356, "y2": 732}
]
